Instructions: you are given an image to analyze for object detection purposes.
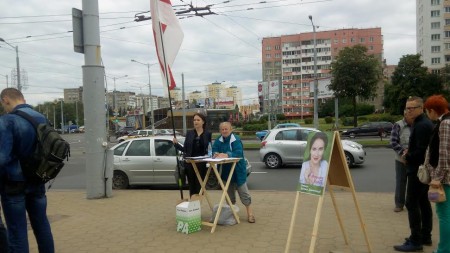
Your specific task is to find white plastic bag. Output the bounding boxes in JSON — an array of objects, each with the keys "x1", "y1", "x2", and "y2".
[{"x1": 209, "y1": 204, "x2": 239, "y2": 225}]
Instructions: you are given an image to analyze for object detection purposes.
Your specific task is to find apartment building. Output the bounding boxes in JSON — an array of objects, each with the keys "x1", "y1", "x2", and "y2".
[
  {"x1": 261, "y1": 28, "x2": 383, "y2": 119},
  {"x1": 416, "y1": 0, "x2": 450, "y2": 73},
  {"x1": 63, "y1": 87, "x2": 83, "y2": 103}
]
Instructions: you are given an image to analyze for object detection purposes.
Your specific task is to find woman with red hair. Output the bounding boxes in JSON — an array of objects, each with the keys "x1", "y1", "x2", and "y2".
[{"x1": 424, "y1": 95, "x2": 450, "y2": 253}]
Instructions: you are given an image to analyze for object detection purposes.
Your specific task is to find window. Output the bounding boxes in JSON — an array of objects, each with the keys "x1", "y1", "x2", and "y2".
[
  {"x1": 275, "y1": 45, "x2": 280, "y2": 50},
  {"x1": 446, "y1": 7, "x2": 450, "y2": 12},
  {"x1": 446, "y1": 55, "x2": 450, "y2": 62},
  {"x1": 125, "y1": 140, "x2": 150, "y2": 156},
  {"x1": 275, "y1": 53, "x2": 281, "y2": 58},
  {"x1": 431, "y1": 0, "x2": 440, "y2": 5},
  {"x1": 445, "y1": 43, "x2": 450, "y2": 49},
  {"x1": 446, "y1": 31, "x2": 450, "y2": 38},
  {"x1": 431, "y1": 10, "x2": 440, "y2": 17},
  {"x1": 342, "y1": 38, "x2": 347, "y2": 43},
  {"x1": 154, "y1": 140, "x2": 176, "y2": 156},
  {"x1": 266, "y1": 54, "x2": 271, "y2": 58},
  {"x1": 369, "y1": 46, "x2": 374, "y2": 50},
  {"x1": 360, "y1": 38, "x2": 366, "y2": 43},
  {"x1": 446, "y1": 19, "x2": 450, "y2": 25},
  {"x1": 265, "y1": 45, "x2": 271, "y2": 50},
  {"x1": 350, "y1": 37, "x2": 355, "y2": 43},
  {"x1": 432, "y1": 34, "x2": 441, "y2": 40},
  {"x1": 369, "y1": 37, "x2": 374, "y2": 42},
  {"x1": 431, "y1": 22, "x2": 441, "y2": 29},
  {"x1": 432, "y1": 46, "x2": 441, "y2": 52},
  {"x1": 431, "y1": 57, "x2": 441, "y2": 64},
  {"x1": 334, "y1": 39, "x2": 338, "y2": 44},
  {"x1": 114, "y1": 142, "x2": 128, "y2": 156}
]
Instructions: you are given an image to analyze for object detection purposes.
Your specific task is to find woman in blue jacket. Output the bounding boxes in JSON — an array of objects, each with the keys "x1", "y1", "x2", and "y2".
[{"x1": 212, "y1": 122, "x2": 255, "y2": 223}]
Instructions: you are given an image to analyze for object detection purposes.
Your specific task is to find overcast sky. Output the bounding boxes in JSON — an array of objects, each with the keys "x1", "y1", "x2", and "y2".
[{"x1": 0, "y1": 0, "x2": 416, "y2": 106}]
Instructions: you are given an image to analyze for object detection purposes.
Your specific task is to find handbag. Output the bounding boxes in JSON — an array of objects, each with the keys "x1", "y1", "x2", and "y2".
[
  {"x1": 428, "y1": 185, "x2": 446, "y2": 203},
  {"x1": 417, "y1": 148, "x2": 432, "y2": 184}
]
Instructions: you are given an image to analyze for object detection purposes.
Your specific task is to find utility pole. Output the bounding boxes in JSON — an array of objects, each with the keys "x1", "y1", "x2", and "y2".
[
  {"x1": 182, "y1": 73, "x2": 187, "y2": 135},
  {"x1": 309, "y1": 15, "x2": 319, "y2": 129},
  {"x1": 0, "y1": 39, "x2": 21, "y2": 91},
  {"x1": 80, "y1": 0, "x2": 111, "y2": 198}
]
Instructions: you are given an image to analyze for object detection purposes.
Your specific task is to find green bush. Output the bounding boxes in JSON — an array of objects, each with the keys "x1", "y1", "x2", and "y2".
[
  {"x1": 304, "y1": 118, "x2": 313, "y2": 124},
  {"x1": 242, "y1": 123, "x2": 267, "y2": 131},
  {"x1": 324, "y1": 116, "x2": 333, "y2": 124}
]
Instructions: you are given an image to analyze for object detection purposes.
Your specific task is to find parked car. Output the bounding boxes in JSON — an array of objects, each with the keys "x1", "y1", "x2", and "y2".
[
  {"x1": 111, "y1": 136, "x2": 252, "y2": 190},
  {"x1": 117, "y1": 129, "x2": 153, "y2": 142},
  {"x1": 259, "y1": 127, "x2": 366, "y2": 169},
  {"x1": 115, "y1": 126, "x2": 135, "y2": 138},
  {"x1": 256, "y1": 123, "x2": 301, "y2": 141},
  {"x1": 341, "y1": 121, "x2": 393, "y2": 138}
]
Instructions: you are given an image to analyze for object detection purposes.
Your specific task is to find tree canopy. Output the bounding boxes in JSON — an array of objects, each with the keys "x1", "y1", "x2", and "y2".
[
  {"x1": 329, "y1": 45, "x2": 381, "y2": 126},
  {"x1": 384, "y1": 54, "x2": 448, "y2": 114}
]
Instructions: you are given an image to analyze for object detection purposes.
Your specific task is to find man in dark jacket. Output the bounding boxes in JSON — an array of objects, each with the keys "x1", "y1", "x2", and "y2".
[
  {"x1": 0, "y1": 88, "x2": 54, "y2": 253},
  {"x1": 394, "y1": 96, "x2": 434, "y2": 252}
]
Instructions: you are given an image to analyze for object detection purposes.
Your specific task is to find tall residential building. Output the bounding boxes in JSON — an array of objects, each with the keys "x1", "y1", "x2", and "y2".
[
  {"x1": 417, "y1": 0, "x2": 450, "y2": 73},
  {"x1": 261, "y1": 28, "x2": 383, "y2": 119},
  {"x1": 64, "y1": 87, "x2": 83, "y2": 103}
]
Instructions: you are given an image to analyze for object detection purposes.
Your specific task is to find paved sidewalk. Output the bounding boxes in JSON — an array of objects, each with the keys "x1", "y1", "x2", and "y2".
[{"x1": 27, "y1": 190, "x2": 439, "y2": 253}]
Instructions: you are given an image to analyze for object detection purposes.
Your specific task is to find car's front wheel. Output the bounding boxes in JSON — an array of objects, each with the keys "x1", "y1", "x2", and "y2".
[
  {"x1": 349, "y1": 132, "x2": 356, "y2": 138},
  {"x1": 264, "y1": 153, "x2": 282, "y2": 169},
  {"x1": 113, "y1": 171, "x2": 129, "y2": 189},
  {"x1": 344, "y1": 151, "x2": 354, "y2": 167}
]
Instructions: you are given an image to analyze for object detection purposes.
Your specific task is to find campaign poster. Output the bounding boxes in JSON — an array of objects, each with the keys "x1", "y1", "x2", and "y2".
[{"x1": 297, "y1": 132, "x2": 333, "y2": 196}]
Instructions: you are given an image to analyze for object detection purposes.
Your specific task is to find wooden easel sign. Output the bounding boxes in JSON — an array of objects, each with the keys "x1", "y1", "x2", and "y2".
[{"x1": 285, "y1": 131, "x2": 372, "y2": 253}]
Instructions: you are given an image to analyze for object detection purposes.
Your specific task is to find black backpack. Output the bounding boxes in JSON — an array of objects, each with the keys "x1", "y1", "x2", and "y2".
[{"x1": 14, "y1": 110, "x2": 71, "y2": 183}]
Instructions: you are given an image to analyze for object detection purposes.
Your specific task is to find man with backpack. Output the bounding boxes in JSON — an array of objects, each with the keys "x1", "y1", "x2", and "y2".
[{"x1": 0, "y1": 88, "x2": 54, "y2": 253}]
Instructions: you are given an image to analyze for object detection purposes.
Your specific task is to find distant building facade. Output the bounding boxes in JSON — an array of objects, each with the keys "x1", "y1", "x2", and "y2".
[
  {"x1": 416, "y1": 0, "x2": 450, "y2": 73},
  {"x1": 261, "y1": 27, "x2": 384, "y2": 119}
]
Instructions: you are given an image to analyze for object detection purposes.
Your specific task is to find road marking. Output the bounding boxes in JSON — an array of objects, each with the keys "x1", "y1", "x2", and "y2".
[{"x1": 251, "y1": 171, "x2": 268, "y2": 174}]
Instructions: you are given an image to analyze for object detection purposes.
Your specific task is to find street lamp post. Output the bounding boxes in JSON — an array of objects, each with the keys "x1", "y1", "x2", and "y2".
[
  {"x1": 0, "y1": 38, "x2": 21, "y2": 91},
  {"x1": 308, "y1": 15, "x2": 319, "y2": 129},
  {"x1": 59, "y1": 98, "x2": 64, "y2": 133},
  {"x1": 131, "y1": 59, "x2": 158, "y2": 135}
]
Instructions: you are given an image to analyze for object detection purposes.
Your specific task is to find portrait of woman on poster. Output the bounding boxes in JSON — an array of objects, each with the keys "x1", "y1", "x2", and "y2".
[{"x1": 299, "y1": 132, "x2": 329, "y2": 187}]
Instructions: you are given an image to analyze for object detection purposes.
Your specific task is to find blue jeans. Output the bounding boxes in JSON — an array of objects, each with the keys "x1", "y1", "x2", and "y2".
[
  {"x1": 434, "y1": 184, "x2": 450, "y2": 253},
  {"x1": 0, "y1": 206, "x2": 8, "y2": 253},
  {"x1": 1, "y1": 183, "x2": 54, "y2": 253},
  {"x1": 395, "y1": 160, "x2": 407, "y2": 208}
]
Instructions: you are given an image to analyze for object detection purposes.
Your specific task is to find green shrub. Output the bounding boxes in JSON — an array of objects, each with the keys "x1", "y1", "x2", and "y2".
[
  {"x1": 342, "y1": 117, "x2": 355, "y2": 126},
  {"x1": 304, "y1": 118, "x2": 313, "y2": 124},
  {"x1": 324, "y1": 116, "x2": 333, "y2": 124}
]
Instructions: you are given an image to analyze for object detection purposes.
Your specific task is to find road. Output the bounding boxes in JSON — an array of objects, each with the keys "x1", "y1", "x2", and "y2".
[{"x1": 52, "y1": 134, "x2": 397, "y2": 193}]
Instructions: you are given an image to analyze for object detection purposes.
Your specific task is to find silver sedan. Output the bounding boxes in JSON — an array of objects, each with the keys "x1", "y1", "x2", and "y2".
[{"x1": 259, "y1": 127, "x2": 366, "y2": 169}]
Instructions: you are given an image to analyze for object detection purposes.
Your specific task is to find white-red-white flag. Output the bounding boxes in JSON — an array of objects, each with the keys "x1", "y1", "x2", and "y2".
[{"x1": 150, "y1": 0, "x2": 184, "y2": 90}]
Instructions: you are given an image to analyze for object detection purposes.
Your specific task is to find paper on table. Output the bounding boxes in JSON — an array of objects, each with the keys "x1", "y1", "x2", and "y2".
[
  {"x1": 202, "y1": 158, "x2": 239, "y2": 162},
  {"x1": 185, "y1": 155, "x2": 210, "y2": 160}
]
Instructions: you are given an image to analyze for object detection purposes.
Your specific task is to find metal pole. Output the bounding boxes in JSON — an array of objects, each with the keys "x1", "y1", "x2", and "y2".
[
  {"x1": 53, "y1": 104, "x2": 56, "y2": 128},
  {"x1": 15, "y1": 46, "x2": 21, "y2": 91},
  {"x1": 82, "y1": 0, "x2": 111, "y2": 199},
  {"x1": 76, "y1": 100, "x2": 79, "y2": 126},
  {"x1": 60, "y1": 99, "x2": 64, "y2": 133},
  {"x1": 147, "y1": 63, "x2": 154, "y2": 135},
  {"x1": 309, "y1": 15, "x2": 319, "y2": 129},
  {"x1": 182, "y1": 73, "x2": 187, "y2": 135}
]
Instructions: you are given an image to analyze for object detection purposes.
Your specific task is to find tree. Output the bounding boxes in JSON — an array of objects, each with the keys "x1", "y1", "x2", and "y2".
[
  {"x1": 384, "y1": 54, "x2": 447, "y2": 114},
  {"x1": 330, "y1": 45, "x2": 381, "y2": 126}
]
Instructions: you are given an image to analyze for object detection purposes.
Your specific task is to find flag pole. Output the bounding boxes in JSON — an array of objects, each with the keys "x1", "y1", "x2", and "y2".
[{"x1": 155, "y1": 2, "x2": 184, "y2": 201}]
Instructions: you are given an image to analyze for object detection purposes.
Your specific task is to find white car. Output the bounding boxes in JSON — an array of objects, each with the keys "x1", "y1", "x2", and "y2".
[
  {"x1": 111, "y1": 136, "x2": 252, "y2": 189},
  {"x1": 259, "y1": 127, "x2": 366, "y2": 169}
]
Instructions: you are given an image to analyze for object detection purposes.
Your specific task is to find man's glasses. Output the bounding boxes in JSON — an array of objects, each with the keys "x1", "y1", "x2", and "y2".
[{"x1": 405, "y1": 106, "x2": 421, "y2": 111}]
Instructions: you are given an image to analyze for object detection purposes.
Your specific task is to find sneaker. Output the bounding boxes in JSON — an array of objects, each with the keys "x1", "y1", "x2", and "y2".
[
  {"x1": 394, "y1": 207, "x2": 404, "y2": 212},
  {"x1": 394, "y1": 240, "x2": 423, "y2": 252},
  {"x1": 404, "y1": 237, "x2": 431, "y2": 246}
]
